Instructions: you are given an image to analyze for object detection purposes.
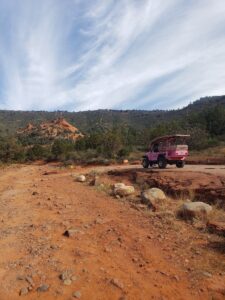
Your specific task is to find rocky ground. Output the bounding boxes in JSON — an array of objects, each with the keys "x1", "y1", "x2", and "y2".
[{"x1": 0, "y1": 163, "x2": 224, "y2": 300}]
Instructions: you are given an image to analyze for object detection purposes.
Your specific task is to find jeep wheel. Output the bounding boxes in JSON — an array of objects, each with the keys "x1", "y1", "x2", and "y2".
[
  {"x1": 176, "y1": 161, "x2": 185, "y2": 168},
  {"x1": 158, "y1": 156, "x2": 167, "y2": 169},
  {"x1": 142, "y1": 157, "x2": 149, "y2": 168}
]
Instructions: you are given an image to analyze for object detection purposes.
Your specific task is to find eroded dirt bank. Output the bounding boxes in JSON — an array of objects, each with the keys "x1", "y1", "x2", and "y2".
[
  {"x1": 108, "y1": 166, "x2": 225, "y2": 208},
  {"x1": 0, "y1": 164, "x2": 224, "y2": 300}
]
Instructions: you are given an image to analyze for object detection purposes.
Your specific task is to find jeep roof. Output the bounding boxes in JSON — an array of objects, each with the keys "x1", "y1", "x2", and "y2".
[{"x1": 150, "y1": 134, "x2": 190, "y2": 145}]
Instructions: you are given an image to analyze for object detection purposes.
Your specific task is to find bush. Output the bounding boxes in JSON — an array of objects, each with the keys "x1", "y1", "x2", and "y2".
[
  {"x1": 117, "y1": 148, "x2": 131, "y2": 158},
  {"x1": 26, "y1": 145, "x2": 51, "y2": 161},
  {"x1": 51, "y1": 139, "x2": 74, "y2": 159},
  {"x1": 0, "y1": 137, "x2": 25, "y2": 163}
]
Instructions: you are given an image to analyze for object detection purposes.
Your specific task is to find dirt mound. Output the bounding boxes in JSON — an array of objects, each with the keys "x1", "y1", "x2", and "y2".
[{"x1": 17, "y1": 118, "x2": 83, "y2": 141}]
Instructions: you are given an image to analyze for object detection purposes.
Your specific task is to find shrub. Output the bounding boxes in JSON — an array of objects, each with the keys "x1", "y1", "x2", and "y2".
[
  {"x1": 0, "y1": 137, "x2": 25, "y2": 163},
  {"x1": 26, "y1": 145, "x2": 51, "y2": 161},
  {"x1": 117, "y1": 147, "x2": 131, "y2": 158}
]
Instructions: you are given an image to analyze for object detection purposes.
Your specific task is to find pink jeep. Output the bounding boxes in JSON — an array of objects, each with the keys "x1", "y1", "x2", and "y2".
[{"x1": 142, "y1": 134, "x2": 190, "y2": 169}]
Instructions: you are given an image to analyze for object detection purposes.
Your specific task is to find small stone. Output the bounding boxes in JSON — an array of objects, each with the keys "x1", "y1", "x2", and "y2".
[
  {"x1": 50, "y1": 244, "x2": 58, "y2": 250},
  {"x1": 104, "y1": 246, "x2": 112, "y2": 253},
  {"x1": 82, "y1": 268, "x2": 88, "y2": 273},
  {"x1": 59, "y1": 273, "x2": 67, "y2": 281},
  {"x1": 73, "y1": 290, "x2": 81, "y2": 298},
  {"x1": 202, "y1": 271, "x2": 212, "y2": 278},
  {"x1": 83, "y1": 224, "x2": 90, "y2": 229},
  {"x1": 173, "y1": 275, "x2": 180, "y2": 281},
  {"x1": 110, "y1": 278, "x2": 124, "y2": 289},
  {"x1": 63, "y1": 228, "x2": 82, "y2": 237},
  {"x1": 25, "y1": 276, "x2": 34, "y2": 286},
  {"x1": 19, "y1": 287, "x2": 28, "y2": 296},
  {"x1": 59, "y1": 270, "x2": 73, "y2": 280},
  {"x1": 63, "y1": 279, "x2": 72, "y2": 286},
  {"x1": 32, "y1": 191, "x2": 38, "y2": 195},
  {"x1": 37, "y1": 284, "x2": 49, "y2": 292},
  {"x1": 94, "y1": 218, "x2": 104, "y2": 225},
  {"x1": 71, "y1": 276, "x2": 77, "y2": 281}
]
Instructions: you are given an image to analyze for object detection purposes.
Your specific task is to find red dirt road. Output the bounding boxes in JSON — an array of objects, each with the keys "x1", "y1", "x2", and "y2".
[{"x1": 0, "y1": 164, "x2": 224, "y2": 300}]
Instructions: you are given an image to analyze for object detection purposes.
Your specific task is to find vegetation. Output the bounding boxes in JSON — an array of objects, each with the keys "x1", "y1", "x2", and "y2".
[
  {"x1": 0, "y1": 96, "x2": 224, "y2": 164},
  {"x1": 0, "y1": 136, "x2": 25, "y2": 163}
]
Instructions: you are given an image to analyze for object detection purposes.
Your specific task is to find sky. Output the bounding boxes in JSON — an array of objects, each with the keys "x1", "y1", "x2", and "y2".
[{"x1": 0, "y1": 0, "x2": 225, "y2": 111}]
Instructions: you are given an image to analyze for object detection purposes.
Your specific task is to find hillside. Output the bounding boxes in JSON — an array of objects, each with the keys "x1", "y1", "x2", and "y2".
[{"x1": 0, "y1": 95, "x2": 224, "y2": 135}]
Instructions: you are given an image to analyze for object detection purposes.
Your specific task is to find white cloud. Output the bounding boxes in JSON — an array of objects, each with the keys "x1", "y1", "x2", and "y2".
[{"x1": 0, "y1": 0, "x2": 225, "y2": 111}]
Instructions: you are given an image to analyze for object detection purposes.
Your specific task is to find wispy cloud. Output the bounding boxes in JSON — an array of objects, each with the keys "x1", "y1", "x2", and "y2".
[{"x1": 0, "y1": 0, "x2": 225, "y2": 111}]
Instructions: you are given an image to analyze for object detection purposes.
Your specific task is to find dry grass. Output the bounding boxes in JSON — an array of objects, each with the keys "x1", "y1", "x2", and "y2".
[{"x1": 190, "y1": 145, "x2": 225, "y2": 158}]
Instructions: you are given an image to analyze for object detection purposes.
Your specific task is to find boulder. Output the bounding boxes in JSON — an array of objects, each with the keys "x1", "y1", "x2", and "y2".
[
  {"x1": 123, "y1": 159, "x2": 129, "y2": 164},
  {"x1": 75, "y1": 175, "x2": 86, "y2": 182},
  {"x1": 141, "y1": 188, "x2": 166, "y2": 210},
  {"x1": 114, "y1": 184, "x2": 135, "y2": 197},
  {"x1": 178, "y1": 201, "x2": 212, "y2": 221}
]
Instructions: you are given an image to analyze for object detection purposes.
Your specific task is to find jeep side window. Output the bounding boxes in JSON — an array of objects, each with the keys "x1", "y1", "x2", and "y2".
[{"x1": 153, "y1": 143, "x2": 159, "y2": 152}]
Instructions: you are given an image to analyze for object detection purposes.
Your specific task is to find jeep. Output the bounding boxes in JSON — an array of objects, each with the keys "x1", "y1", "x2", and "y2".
[{"x1": 142, "y1": 134, "x2": 190, "y2": 169}]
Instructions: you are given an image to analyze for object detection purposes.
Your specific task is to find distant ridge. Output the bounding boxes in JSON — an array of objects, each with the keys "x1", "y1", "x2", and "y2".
[{"x1": 0, "y1": 95, "x2": 224, "y2": 135}]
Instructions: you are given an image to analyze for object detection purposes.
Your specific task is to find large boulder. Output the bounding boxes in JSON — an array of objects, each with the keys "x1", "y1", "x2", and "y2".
[
  {"x1": 178, "y1": 201, "x2": 212, "y2": 221},
  {"x1": 141, "y1": 188, "x2": 166, "y2": 211},
  {"x1": 114, "y1": 183, "x2": 135, "y2": 197}
]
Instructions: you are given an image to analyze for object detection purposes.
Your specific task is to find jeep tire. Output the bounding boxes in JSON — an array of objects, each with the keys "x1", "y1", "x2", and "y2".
[
  {"x1": 158, "y1": 156, "x2": 167, "y2": 169},
  {"x1": 176, "y1": 161, "x2": 185, "y2": 168},
  {"x1": 142, "y1": 157, "x2": 149, "y2": 168}
]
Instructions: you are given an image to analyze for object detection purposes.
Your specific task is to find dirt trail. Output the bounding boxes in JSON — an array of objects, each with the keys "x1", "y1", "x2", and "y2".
[
  {"x1": 90, "y1": 164, "x2": 225, "y2": 176},
  {"x1": 0, "y1": 164, "x2": 224, "y2": 300}
]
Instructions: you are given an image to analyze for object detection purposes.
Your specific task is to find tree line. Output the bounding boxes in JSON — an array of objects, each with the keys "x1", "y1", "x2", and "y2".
[{"x1": 0, "y1": 105, "x2": 224, "y2": 164}]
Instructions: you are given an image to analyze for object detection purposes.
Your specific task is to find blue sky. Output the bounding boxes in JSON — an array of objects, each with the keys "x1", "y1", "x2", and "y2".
[{"x1": 0, "y1": 0, "x2": 225, "y2": 111}]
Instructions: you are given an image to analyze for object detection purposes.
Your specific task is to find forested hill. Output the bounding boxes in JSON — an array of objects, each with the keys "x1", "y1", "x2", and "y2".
[{"x1": 0, "y1": 95, "x2": 224, "y2": 135}]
